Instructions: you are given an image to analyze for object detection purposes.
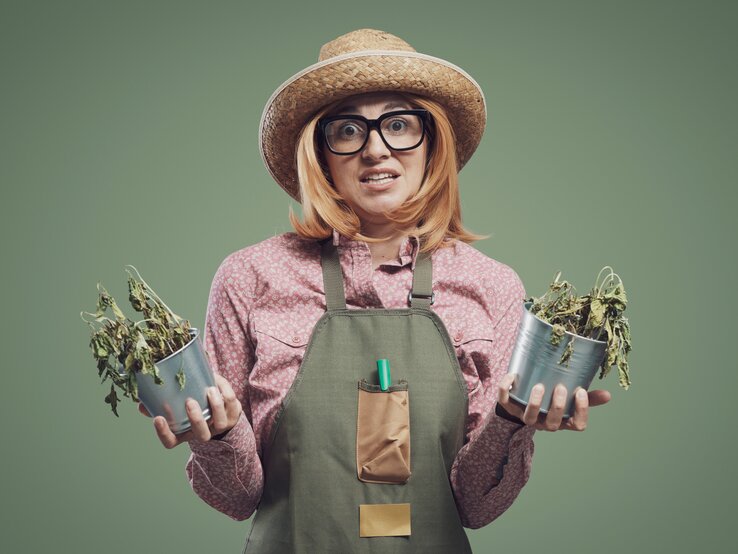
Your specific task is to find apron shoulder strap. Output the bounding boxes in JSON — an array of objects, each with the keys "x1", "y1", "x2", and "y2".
[
  {"x1": 319, "y1": 237, "x2": 434, "y2": 311},
  {"x1": 320, "y1": 238, "x2": 347, "y2": 311},
  {"x1": 409, "y1": 249, "x2": 434, "y2": 309}
]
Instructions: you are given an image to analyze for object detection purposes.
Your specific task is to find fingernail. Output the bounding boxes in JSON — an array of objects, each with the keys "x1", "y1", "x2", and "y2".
[
  {"x1": 186, "y1": 398, "x2": 196, "y2": 409},
  {"x1": 577, "y1": 389, "x2": 586, "y2": 399}
]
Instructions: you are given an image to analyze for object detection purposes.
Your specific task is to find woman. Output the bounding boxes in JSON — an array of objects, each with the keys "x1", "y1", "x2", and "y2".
[{"x1": 139, "y1": 29, "x2": 611, "y2": 553}]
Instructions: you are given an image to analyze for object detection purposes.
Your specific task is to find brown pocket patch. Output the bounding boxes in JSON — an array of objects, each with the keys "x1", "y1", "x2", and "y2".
[{"x1": 356, "y1": 379, "x2": 411, "y2": 484}]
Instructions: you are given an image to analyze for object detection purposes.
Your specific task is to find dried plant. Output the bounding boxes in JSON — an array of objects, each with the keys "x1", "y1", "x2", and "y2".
[
  {"x1": 80, "y1": 266, "x2": 192, "y2": 416},
  {"x1": 526, "y1": 266, "x2": 632, "y2": 389}
]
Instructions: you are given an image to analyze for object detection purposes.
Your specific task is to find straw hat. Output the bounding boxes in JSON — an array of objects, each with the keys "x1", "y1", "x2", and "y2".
[{"x1": 259, "y1": 28, "x2": 487, "y2": 203}]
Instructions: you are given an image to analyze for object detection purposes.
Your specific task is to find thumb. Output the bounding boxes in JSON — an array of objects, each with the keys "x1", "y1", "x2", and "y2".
[
  {"x1": 138, "y1": 402, "x2": 152, "y2": 417},
  {"x1": 588, "y1": 389, "x2": 612, "y2": 407}
]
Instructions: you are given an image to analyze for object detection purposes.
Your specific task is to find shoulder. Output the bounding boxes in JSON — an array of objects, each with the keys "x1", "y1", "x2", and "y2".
[
  {"x1": 213, "y1": 232, "x2": 321, "y2": 296},
  {"x1": 436, "y1": 239, "x2": 526, "y2": 309},
  {"x1": 225, "y1": 232, "x2": 319, "y2": 265}
]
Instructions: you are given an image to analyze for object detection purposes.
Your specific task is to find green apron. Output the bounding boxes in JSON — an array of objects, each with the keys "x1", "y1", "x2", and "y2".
[{"x1": 243, "y1": 238, "x2": 472, "y2": 553}]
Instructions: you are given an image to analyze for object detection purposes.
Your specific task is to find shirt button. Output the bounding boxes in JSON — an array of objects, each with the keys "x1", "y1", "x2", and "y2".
[
  {"x1": 454, "y1": 332, "x2": 463, "y2": 342},
  {"x1": 292, "y1": 336, "x2": 301, "y2": 344}
]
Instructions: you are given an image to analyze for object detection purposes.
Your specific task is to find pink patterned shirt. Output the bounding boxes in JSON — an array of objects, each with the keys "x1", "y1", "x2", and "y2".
[{"x1": 186, "y1": 229, "x2": 537, "y2": 529}]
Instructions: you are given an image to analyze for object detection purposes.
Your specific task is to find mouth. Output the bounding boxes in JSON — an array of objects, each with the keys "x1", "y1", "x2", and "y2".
[{"x1": 359, "y1": 173, "x2": 400, "y2": 189}]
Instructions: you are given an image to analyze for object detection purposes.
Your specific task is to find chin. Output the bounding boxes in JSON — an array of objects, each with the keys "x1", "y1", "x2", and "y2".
[{"x1": 362, "y1": 193, "x2": 407, "y2": 209}]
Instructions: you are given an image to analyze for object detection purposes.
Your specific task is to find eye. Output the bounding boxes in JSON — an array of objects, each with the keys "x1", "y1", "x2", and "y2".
[
  {"x1": 385, "y1": 118, "x2": 408, "y2": 133},
  {"x1": 337, "y1": 122, "x2": 365, "y2": 139}
]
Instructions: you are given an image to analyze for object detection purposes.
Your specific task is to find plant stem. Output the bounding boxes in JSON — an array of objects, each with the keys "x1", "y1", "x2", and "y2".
[{"x1": 124, "y1": 265, "x2": 183, "y2": 323}]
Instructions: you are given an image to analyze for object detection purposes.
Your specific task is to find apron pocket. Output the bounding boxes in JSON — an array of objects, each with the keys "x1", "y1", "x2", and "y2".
[{"x1": 356, "y1": 379, "x2": 411, "y2": 484}]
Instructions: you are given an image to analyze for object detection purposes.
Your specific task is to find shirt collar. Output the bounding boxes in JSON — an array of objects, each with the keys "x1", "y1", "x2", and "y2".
[{"x1": 331, "y1": 228, "x2": 421, "y2": 270}]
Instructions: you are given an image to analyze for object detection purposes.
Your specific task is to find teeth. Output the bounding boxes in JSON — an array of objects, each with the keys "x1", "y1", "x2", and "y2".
[
  {"x1": 362, "y1": 173, "x2": 397, "y2": 182},
  {"x1": 364, "y1": 177, "x2": 396, "y2": 185}
]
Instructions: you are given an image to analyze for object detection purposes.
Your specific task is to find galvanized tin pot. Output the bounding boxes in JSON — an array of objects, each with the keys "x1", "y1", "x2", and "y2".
[
  {"x1": 507, "y1": 302, "x2": 607, "y2": 419},
  {"x1": 121, "y1": 328, "x2": 215, "y2": 434}
]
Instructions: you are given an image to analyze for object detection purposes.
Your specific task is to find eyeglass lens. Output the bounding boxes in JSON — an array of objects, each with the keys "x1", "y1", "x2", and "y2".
[{"x1": 324, "y1": 113, "x2": 424, "y2": 153}]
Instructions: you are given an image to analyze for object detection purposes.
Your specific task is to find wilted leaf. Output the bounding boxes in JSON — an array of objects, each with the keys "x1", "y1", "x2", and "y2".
[
  {"x1": 559, "y1": 338, "x2": 574, "y2": 366},
  {"x1": 104, "y1": 384, "x2": 121, "y2": 417},
  {"x1": 176, "y1": 366, "x2": 186, "y2": 390},
  {"x1": 586, "y1": 297, "x2": 606, "y2": 333},
  {"x1": 550, "y1": 324, "x2": 566, "y2": 346}
]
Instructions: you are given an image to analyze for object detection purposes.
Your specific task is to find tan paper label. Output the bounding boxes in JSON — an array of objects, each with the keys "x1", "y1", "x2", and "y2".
[{"x1": 359, "y1": 503, "x2": 411, "y2": 537}]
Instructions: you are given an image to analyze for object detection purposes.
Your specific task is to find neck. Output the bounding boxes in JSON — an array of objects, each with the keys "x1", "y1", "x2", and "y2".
[{"x1": 360, "y1": 224, "x2": 413, "y2": 270}]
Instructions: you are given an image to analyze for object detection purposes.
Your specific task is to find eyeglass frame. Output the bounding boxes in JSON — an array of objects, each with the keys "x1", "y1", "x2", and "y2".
[{"x1": 317, "y1": 109, "x2": 433, "y2": 156}]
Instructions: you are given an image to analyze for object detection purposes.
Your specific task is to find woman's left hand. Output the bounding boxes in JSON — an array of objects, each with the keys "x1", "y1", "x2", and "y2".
[{"x1": 496, "y1": 373, "x2": 612, "y2": 432}]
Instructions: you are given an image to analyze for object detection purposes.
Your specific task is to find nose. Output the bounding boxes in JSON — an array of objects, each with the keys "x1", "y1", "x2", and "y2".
[{"x1": 361, "y1": 129, "x2": 391, "y2": 160}]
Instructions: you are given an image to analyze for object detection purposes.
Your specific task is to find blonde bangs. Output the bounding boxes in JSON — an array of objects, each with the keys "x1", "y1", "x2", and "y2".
[{"x1": 288, "y1": 93, "x2": 489, "y2": 255}]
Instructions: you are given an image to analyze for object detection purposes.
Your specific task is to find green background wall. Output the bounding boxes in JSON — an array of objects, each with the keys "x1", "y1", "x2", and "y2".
[{"x1": 2, "y1": 0, "x2": 735, "y2": 552}]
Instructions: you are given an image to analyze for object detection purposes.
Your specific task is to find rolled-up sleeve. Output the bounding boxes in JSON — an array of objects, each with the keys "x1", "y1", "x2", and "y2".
[
  {"x1": 450, "y1": 270, "x2": 537, "y2": 529},
  {"x1": 185, "y1": 253, "x2": 264, "y2": 521}
]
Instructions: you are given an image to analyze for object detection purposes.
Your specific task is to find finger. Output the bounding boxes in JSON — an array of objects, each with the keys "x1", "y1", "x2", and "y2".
[
  {"x1": 154, "y1": 416, "x2": 181, "y2": 449},
  {"x1": 207, "y1": 386, "x2": 228, "y2": 433},
  {"x1": 138, "y1": 402, "x2": 152, "y2": 418},
  {"x1": 185, "y1": 398, "x2": 212, "y2": 442},
  {"x1": 497, "y1": 373, "x2": 515, "y2": 403},
  {"x1": 162, "y1": 401, "x2": 175, "y2": 425},
  {"x1": 566, "y1": 387, "x2": 589, "y2": 431},
  {"x1": 217, "y1": 376, "x2": 243, "y2": 422},
  {"x1": 544, "y1": 384, "x2": 567, "y2": 431},
  {"x1": 496, "y1": 373, "x2": 524, "y2": 418},
  {"x1": 588, "y1": 389, "x2": 612, "y2": 407},
  {"x1": 523, "y1": 383, "x2": 545, "y2": 426}
]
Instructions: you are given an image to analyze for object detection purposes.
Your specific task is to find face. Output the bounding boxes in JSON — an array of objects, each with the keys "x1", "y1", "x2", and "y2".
[{"x1": 320, "y1": 92, "x2": 429, "y2": 232}]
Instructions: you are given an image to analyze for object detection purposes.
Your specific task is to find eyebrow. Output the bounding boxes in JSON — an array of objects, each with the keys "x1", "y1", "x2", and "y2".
[{"x1": 335, "y1": 101, "x2": 411, "y2": 115}]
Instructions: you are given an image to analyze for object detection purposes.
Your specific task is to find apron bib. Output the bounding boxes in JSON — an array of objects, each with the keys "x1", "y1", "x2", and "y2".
[{"x1": 243, "y1": 239, "x2": 471, "y2": 553}]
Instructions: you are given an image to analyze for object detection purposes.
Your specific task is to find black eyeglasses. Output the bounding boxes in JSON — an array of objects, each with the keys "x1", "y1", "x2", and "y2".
[{"x1": 318, "y1": 109, "x2": 432, "y2": 155}]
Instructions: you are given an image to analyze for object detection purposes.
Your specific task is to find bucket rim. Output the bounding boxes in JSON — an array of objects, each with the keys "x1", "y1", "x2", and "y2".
[
  {"x1": 153, "y1": 327, "x2": 200, "y2": 365},
  {"x1": 523, "y1": 301, "x2": 607, "y2": 345},
  {"x1": 115, "y1": 327, "x2": 200, "y2": 375}
]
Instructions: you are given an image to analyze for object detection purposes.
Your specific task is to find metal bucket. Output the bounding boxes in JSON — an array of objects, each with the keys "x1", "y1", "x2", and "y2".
[
  {"x1": 507, "y1": 302, "x2": 608, "y2": 419},
  {"x1": 120, "y1": 328, "x2": 215, "y2": 434}
]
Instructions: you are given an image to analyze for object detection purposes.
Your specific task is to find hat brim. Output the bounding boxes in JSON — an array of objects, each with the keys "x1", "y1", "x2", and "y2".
[{"x1": 259, "y1": 50, "x2": 487, "y2": 203}]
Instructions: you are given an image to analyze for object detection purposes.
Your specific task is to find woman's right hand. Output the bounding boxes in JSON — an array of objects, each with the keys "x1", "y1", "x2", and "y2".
[
  {"x1": 137, "y1": 373, "x2": 243, "y2": 448},
  {"x1": 496, "y1": 373, "x2": 611, "y2": 432}
]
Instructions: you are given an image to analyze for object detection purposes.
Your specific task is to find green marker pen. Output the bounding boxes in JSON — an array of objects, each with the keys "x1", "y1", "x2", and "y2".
[{"x1": 377, "y1": 359, "x2": 391, "y2": 391}]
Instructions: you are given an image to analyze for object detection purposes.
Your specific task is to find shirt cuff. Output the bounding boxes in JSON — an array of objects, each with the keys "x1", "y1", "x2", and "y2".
[
  {"x1": 187, "y1": 411, "x2": 250, "y2": 454},
  {"x1": 495, "y1": 402, "x2": 526, "y2": 426}
]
